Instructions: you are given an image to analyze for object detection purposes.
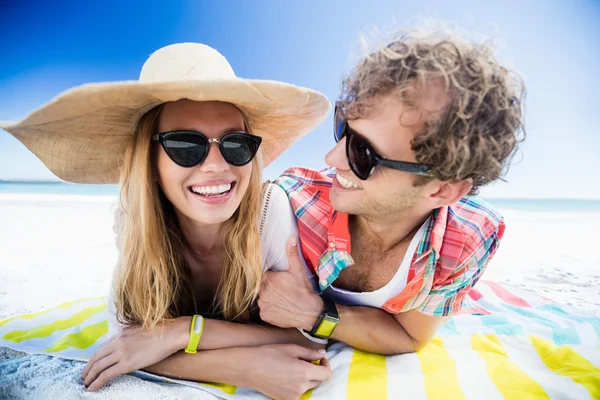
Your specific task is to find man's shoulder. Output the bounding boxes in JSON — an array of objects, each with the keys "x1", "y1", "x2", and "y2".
[{"x1": 447, "y1": 196, "x2": 505, "y2": 243}]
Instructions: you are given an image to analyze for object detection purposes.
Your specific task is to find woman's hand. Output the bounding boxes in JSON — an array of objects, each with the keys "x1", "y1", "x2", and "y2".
[
  {"x1": 81, "y1": 317, "x2": 189, "y2": 392},
  {"x1": 243, "y1": 344, "x2": 332, "y2": 400}
]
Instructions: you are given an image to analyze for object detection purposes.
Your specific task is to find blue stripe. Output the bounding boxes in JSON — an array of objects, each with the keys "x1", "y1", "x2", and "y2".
[
  {"x1": 448, "y1": 207, "x2": 489, "y2": 242},
  {"x1": 480, "y1": 314, "x2": 524, "y2": 336},
  {"x1": 461, "y1": 196, "x2": 503, "y2": 225},
  {"x1": 293, "y1": 192, "x2": 320, "y2": 218},
  {"x1": 503, "y1": 304, "x2": 581, "y2": 345},
  {"x1": 540, "y1": 304, "x2": 600, "y2": 337},
  {"x1": 438, "y1": 318, "x2": 460, "y2": 336}
]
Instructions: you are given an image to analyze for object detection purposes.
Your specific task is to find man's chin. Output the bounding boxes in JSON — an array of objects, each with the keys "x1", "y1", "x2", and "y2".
[{"x1": 329, "y1": 195, "x2": 358, "y2": 215}]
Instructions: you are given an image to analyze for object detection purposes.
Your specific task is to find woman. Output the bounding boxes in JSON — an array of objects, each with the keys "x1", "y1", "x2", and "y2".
[{"x1": 1, "y1": 42, "x2": 331, "y2": 399}]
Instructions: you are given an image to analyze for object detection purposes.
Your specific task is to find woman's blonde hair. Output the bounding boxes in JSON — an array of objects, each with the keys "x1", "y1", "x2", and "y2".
[{"x1": 114, "y1": 103, "x2": 264, "y2": 328}]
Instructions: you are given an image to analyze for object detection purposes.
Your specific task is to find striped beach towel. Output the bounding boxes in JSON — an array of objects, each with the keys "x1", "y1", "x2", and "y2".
[{"x1": 0, "y1": 281, "x2": 599, "y2": 399}]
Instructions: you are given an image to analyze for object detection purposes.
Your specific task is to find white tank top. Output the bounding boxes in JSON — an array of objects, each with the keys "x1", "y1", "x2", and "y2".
[{"x1": 322, "y1": 218, "x2": 429, "y2": 308}]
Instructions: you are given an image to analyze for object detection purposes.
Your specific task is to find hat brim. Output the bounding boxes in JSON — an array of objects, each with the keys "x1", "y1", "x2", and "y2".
[{"x1": 0, "y1": 78, "x2": 330, "y2": 183}]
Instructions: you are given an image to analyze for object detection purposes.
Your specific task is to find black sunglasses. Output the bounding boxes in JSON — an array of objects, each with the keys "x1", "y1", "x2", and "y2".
[
  {"x1": 152, "y1": 131, "x2": 262, "y2": 168},
  {"x1": 334, "y1": 104, "x2": 433, "y2": 180}
]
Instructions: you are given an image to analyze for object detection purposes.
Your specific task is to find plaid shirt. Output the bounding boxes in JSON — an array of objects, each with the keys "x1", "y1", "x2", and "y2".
[{"x1": 275, "y1": 167, "x2": 505, "y2": 317}]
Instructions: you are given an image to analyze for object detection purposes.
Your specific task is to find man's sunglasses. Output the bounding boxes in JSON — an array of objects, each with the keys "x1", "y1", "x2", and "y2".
[
  {"x1": 152, "y1": 131, "x2": 262, "y2": 168},
  {"x1": 334, "y1": 104, "x2": 433, "y2": 180}
]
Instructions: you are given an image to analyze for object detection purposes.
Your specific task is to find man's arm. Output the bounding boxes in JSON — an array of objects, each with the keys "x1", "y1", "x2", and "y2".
[
  {"x1": 329, "y1": 305, "x2": 450, "y2": 355},
  {"x1": 259, "y1": 237, "x2": 494, "y2": 355}
]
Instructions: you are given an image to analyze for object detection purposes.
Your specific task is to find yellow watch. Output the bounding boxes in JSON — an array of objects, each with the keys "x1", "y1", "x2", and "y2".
[
  {"x1": 184, "y1": 314, "x2": 204, "y2": 354},
  {"x1": 310, "y1": 297, "x2": 339, "y2": 339}
]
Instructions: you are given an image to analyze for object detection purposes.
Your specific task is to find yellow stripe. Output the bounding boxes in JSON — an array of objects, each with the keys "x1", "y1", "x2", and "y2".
[
  {"x1": 0, "y1": 297, "x2": 102, "y2": 328},
  {"x1": 471, "y1": 334, "x2": 549, "y2": 399},
  {"x1": 299, "y1": 388, "x2": 313, "y2": 400},
  {"x1": 44, "y1": 321, "x2": 108, "y2": 353},
  {"x1": 199, "y1": 382, "x2": 237, "y2": 395},
  {"x1": 530, "y1": 335, "x2": 600, "y2": 398},
  {"x1": 347, "y1": 349, "x2": 387, "y2": 400},
  {"x1": 2, "y1": 304, "x2": 106, "y2": 343},
  {"x1": 417, "y1": 336, "x2": 465, "y2": 400}
]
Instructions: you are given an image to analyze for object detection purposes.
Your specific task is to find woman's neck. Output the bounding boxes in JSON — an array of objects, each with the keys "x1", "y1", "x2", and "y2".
[{"x1": 177, "y1": 211, "x2": 224, "y2": 257}]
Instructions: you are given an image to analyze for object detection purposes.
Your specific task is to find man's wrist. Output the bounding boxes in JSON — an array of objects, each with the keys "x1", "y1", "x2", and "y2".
[
  {"x1": 301, "y1": 294, "x2": 325, "y2": 331},
  {"x1": 234, "y1": 347, "x2": 263, "y2": 388}
]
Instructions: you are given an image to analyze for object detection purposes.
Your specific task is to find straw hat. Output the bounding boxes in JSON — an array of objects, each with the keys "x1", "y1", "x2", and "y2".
[{"x1": 0, "y1": 43, "x2": 330, "y2": 183}]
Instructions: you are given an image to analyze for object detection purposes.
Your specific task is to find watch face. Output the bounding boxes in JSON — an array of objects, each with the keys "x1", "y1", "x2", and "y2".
[{"x1": 314, "y1": 315, "x2": 339, "y2": 338}]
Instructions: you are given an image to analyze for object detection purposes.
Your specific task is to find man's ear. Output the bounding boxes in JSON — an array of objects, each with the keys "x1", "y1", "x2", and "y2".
[{"x1": 428, "y1": 178, "x2": 473, "y2": 208}]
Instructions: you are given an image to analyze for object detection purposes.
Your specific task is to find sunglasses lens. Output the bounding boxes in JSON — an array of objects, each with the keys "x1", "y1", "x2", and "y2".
[
  {"x1": 162, "y1": 133, "x2": 208, "y2": 167},
  {"x1": 347, "y1": 132, "x2": 375, "y2": 180},
  {"x1": 334, "y1": 109, "x2": 345, "y2": 142},
  {"x1": 221, "y1": 134, "x2": 260, "y2": 166}
]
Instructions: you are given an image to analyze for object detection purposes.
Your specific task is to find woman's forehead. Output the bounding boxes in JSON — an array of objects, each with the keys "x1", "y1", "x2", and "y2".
[{"x1": 159, "y1": 100, "x2": 245, "y2": 133}]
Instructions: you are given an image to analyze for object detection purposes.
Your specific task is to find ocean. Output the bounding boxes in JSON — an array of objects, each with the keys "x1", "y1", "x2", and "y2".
[
  {"x1": 2, "y1": 182, "x2": 600, "y2": 212},
  {"x1": 0, "y1": 182, "x2": 599, "y2": 320}
]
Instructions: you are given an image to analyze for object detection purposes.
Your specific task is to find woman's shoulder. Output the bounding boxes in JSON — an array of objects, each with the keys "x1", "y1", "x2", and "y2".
[
  {"x1": 259, "y1": 182, "x2": 293, "y2": 235},
  {"x1": 259, "y1": 182, "x2": 298, "y2": 271},
  {"x1": 262, "y1": 182, "x2": 290, "y2": 209}
]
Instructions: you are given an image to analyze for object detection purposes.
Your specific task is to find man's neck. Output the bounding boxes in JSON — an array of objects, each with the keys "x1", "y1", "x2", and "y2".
[{"x1": 350, "y1": 209, "x2": 431, "y2": 253}]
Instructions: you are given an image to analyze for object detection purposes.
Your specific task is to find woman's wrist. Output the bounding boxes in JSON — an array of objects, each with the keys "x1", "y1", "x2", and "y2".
[{"x1": 171, "y1": 316, "x2": 193, "y2": 352}]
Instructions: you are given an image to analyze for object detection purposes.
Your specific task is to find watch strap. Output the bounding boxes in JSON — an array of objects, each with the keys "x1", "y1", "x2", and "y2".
[{"x1": 184, "y1": 314, "x2": 204, "y2": 354}]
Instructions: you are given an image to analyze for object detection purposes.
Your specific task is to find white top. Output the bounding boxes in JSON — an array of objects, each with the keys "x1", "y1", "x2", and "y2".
[{"x1": 107, "y1": 183, "x2": 308, "y2": 333}]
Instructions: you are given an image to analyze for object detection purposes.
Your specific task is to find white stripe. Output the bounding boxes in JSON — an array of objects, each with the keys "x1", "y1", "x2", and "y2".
[
  {"x1": 227, "y1": 386, "x2": 267, "y2": 400},
  {"x1": 442, "y1": 336, "x2": 504, "y2": 400},
  {"x1": 452, "y1": 313, "x2": 486, "y2": 336},
  {"x1": 531, "y1": 307, "x2": 582, "y2": 329},
  {"x1": 575, "y1": 323, "x2": 599, "y2": 347},
  {"x1": 311, "y1": 342, "x2": 352, "y2": 399},
  {"x1": 386, "y1": 351, "x2": 427, "y2": 399},
  {"x1": 499, "y1": 335, "x2": 593, "y2": 400}
]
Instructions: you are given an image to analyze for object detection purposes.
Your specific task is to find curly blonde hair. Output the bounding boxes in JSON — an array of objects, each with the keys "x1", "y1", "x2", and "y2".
[{"x1": 339, "y1": 29, "x2": 526, "y2": 194}]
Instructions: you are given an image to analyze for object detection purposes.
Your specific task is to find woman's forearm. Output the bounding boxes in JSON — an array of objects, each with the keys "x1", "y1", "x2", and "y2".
[
  {"x1": 144, "y1": 347, "x2": 250, "y2": 385},
  {"x1": 171, "y1": 317, "x2": 325, "y2": 351}
]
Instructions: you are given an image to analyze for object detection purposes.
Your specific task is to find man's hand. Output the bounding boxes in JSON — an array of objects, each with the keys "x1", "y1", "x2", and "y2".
[{"x1": 258, "y1": 237, "x2": 324, "y2": 332}]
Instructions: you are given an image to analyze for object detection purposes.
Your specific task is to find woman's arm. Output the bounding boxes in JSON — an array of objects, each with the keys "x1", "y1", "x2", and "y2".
[
  {"x1": 84, "y1": 343, "x2": 331, "y2": 399},
  {"x1": 170, "y1": 315, "x2": 324, "y2": 350},
  {"x1": 175, "y1": 184, "x2": 320, "y2": 352}
]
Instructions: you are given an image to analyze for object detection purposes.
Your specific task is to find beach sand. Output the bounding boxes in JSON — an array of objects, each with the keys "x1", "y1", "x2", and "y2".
[{"x1": 1, "y1": 195, "x2": 598, "y2": 399}]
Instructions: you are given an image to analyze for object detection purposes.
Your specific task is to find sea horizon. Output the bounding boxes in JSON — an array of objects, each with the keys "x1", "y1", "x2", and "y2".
[{"x1": 1, "y1": 181, "x2": 600, "y2": 213}]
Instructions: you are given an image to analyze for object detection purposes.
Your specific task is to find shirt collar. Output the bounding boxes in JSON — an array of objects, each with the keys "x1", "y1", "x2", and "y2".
[
  {"x1": 326, "y1": 203, "x2": 448, "y2": 260},
  {"x1": 413, "y1": 206, "x2": 448, "y2": 263}
]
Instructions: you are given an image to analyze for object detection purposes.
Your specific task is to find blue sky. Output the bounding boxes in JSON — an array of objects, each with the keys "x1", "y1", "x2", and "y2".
[{"x1": 1, "y1": 0, "x2": 599, "y2": 199}]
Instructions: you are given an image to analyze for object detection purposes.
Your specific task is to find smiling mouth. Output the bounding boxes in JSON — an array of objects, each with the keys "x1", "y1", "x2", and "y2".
[{"x1": 188, "y1": 182, "x2": 236, "y2": 197}]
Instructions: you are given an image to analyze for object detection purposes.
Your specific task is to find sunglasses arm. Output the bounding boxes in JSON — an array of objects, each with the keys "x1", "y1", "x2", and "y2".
[{"x1": 376, "y1": 158, "x2": 434, "y2": 176}]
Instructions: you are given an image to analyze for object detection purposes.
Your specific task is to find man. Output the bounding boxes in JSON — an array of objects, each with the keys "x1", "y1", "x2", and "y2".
[{"x1": 258, "y1": 30, "x2": 525, "y2": 355}]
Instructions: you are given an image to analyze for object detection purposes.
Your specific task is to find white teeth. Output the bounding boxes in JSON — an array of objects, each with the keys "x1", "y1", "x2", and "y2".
[
  {"x1": 190, "y1": 183, "x2": 232, "y2": 195},
  {"x1": 336, "y1": 174, "x2": 361, "y2": 190}
]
